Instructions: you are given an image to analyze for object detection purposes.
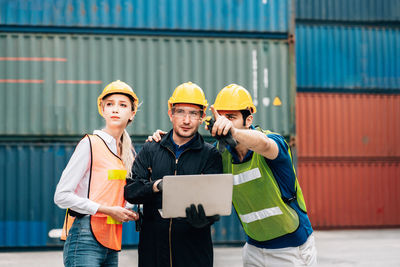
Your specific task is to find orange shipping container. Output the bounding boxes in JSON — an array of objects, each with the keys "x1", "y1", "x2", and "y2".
[
  {"x1": 298, "y1": 161, "x2": 400, "y2": 228},
  {"x1": 296, "y1": 93, "x2": 400, "y2": 158}
]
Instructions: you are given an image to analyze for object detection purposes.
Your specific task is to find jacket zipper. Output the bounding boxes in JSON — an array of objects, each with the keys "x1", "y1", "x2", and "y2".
[
  {"x1": 165, "y1": 147, "x2": 176, "y2": 267},
  {"x1": 169, "y1": 218, "x2": 173, "y2": 267},
  {"x1": 166, "y1": 147, "x2": 190, "y2": 267}
]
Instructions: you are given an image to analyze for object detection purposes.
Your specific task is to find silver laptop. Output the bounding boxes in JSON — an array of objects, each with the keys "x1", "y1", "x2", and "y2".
[{"x1": 159, "y1": 174, "x2": 233, "y2": 218}]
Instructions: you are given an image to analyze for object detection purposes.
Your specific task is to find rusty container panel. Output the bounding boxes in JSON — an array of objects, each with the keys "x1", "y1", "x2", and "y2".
[
  {"x1": 296, "y1": 93, "x2": 400, "y2": 158},
  {"x1": 298, "y1": 161, "x2": 400, "y2": 228}
]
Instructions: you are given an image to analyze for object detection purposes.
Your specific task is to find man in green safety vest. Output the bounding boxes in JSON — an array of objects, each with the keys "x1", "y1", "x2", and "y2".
[
  {"x1": 206, "y1": 84, "x2": 317, "y2": 266},
  {"x1": 148, "y1": 83, "x2": 317, "y2": 266}
]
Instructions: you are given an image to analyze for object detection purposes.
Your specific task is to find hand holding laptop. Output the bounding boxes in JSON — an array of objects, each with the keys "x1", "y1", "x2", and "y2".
[
  {"x1": 159, "y1": 174, "x2": 233, "y2": 219},
  {"x1": 186, "y1": 204, "x2": 220, "y2": 228}
]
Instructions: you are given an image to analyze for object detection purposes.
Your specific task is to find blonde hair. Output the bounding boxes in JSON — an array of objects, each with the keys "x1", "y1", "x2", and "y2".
[
  {"x1": 101, "y1": 93, "x2": 136, "y2": 177},
  {"x1": 120, "y1": 129, "x2": 135, "y2": 178}
]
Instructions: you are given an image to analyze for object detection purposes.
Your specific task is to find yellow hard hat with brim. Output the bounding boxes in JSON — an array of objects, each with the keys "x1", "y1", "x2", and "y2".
[
  {"x1": 168, "y1": 81, "x2": 208, "y2": 112},
  {"x1": 97, "y1": 80, "x2": 139, "y2": 116},
  {"x1": 213, "y1": 84, "x2": 256, "y2": 113}
]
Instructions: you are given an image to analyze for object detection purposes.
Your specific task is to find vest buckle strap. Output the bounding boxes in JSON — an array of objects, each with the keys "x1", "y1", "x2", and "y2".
[
  {"x1": 68, "y1": 208, "x2": 85, "y2": 218},
  {"x1": 282, "y1": 195, "x2": 297, "y2": 204}
]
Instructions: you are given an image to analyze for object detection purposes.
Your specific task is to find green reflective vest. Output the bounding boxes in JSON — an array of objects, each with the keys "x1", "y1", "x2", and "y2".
[{"x1": 220, "y1": 129, "x2": 307, "y2": 242}]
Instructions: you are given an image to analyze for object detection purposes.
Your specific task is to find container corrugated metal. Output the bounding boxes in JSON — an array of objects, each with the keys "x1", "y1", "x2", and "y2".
[
  {"x1": 296, "y1": 0, "x2": 400, "y2": 22},
  {"x1": 0, "y1": 0, "x2": 291, "y2": 33},
  {"x1": 211, "y1": 208, "x2": 246, "y2": 243},
  {"x1": 0, "y1": 141, "x2": 245, "y2": 247},
  {"x1": 0, "y1": 33, "x2": 294, "y2": 137},
  {"x1": 0, "y1": 141, "x2": 142, "y2": 247},
  {"x1": 298, "y1": 161, "x2": 400, "y2": 228},
  {"x1": 296, "y1": 25, "x2": 400, "y2": 91},
  {"x1": 0, "y1": 142, "x2": 74, "y2": 247},
  {"x1": 296, "y1": 93, "x2": 400, "y2": 158}
]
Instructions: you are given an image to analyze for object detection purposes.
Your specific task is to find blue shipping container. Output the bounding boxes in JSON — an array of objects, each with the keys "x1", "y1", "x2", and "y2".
[
  {"x1": 0, "y1": 141, "x2": 244, "y2": 247},
  {"x1": 296, "y1": 0, "x2": 400, "y2": 22},
  {"x1": 296, "y1": 24, "x2": 400, "y2": 92},
  {"x1": 0, "y1": 142, "x2": 75, "y2": 247},
  {"x1": 0, "y1": 0, "x2": 291, "y2": 34}
]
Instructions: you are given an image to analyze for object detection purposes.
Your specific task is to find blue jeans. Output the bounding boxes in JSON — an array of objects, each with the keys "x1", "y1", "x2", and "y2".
[{"x1": 63, "y1": 216, "x2": 119, "y2": 267}]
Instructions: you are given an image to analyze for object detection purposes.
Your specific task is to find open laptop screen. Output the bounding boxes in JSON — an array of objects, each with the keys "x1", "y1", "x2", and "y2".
[{"x1": 159, "y1": 174, "x2": 233, "y2": 218}]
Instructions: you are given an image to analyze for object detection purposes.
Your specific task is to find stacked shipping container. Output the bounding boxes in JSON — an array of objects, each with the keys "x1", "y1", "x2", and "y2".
[
  {"x1": 0, "y1": 34, "x2": 294, "y2": 136},
  {"x1": 295, "y1": 0, "x2": 400, "y2": 228},
  {"x1": 296, "y1": 0, "x2": 400, "y2": 22},
  {"x1": 0, "y1": 0, "x2": 294, "y2": 247},
  {"x1": 0, "y1": 0, "x2": 291, "y2": 33}
]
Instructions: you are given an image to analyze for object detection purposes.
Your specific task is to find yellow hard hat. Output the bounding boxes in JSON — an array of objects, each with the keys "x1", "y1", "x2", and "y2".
[
  {"x1": 213, "y1": 84, "x2": 256, "y2": 113},
  {"x1": 97, "y1": 80, "x2": 139, "y2": 116},
  {"x1": 168, "y1": 82, "x2": 208, "y2": 111}
]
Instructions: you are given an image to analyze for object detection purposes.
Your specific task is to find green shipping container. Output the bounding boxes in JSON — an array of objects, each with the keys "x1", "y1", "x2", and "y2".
[{"x1": 0, "y1": 33, "x2": 295, "y2": 137}]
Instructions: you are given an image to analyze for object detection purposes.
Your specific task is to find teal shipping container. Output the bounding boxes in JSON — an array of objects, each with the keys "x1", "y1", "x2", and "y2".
[
  {"x1": 296, "y1": 24, "x2": 400, "y2": 92},
  {"x1": 296, "y1": 0, "x2": 400, "y2": 22},
  {"x1": 0, "y1": 142, "x2": 245, "y2": 247},
  {"x1": 0, "y1": 33, "x2": 295, "y2": 137}
]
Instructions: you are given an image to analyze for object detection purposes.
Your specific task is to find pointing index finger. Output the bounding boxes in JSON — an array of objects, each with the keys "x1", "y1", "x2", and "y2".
[{"x1": 210, "y1": 105, "x2": 221, "y2": 119}]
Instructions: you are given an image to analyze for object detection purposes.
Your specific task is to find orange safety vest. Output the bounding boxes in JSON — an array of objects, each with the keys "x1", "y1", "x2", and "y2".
[{"x1": 61, "y1": 134, "x2": 128, "y2": 251}]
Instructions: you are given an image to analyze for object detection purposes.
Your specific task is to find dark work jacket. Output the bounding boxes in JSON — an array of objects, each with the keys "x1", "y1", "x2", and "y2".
[{"x1": 124, "y1": 130, "x2": 222, "y2": 267}]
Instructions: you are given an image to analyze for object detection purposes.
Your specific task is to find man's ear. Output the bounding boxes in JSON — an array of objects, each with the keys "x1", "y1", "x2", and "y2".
[
  {"x1": 245, "y1": 115, "x2": 253, "y2": 128},
  {"x1": 200, "y1": 111, "x2": 206, "y2": 124}
]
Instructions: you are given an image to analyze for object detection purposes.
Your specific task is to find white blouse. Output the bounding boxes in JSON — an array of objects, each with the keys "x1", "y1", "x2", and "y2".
[{"x1": 54, "y1": 130, "x2": 118, "y2": 215}]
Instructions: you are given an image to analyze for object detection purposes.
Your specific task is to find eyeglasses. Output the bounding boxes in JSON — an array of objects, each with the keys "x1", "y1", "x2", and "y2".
[{"x1": 172, "y1": 108, "x2": 203, "y2": 120}]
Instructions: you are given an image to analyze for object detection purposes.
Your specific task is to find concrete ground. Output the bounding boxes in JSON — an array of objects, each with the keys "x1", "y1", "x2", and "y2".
[{"x1": 1, "y1": 229, "x2": 400, "y2": 267}]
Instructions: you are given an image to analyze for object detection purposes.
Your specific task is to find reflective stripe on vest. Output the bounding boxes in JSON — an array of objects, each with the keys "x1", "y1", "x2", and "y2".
[
  {"x1": 221, "y1": 129, "x2": 308, "y2": 242},
  {"x1": 239, "y1": 206, "x2": 283, "y2": 224},
  {"x1": 233, "y1": 168, "x2": 261, "y2": 185},
  {"x1": 61, "y1": 134, "x2": 127, "y2": 251}
]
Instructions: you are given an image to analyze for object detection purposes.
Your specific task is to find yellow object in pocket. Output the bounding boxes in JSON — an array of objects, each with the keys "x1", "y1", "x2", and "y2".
[
  {"x1": 107, "y1": 216, "x2": 122, "y2": 225},
  {"x1": 108, "y1": 169, "x2": 127, "y2": 180}
]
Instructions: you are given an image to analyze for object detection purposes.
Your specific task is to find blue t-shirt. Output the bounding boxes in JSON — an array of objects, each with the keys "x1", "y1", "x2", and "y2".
[
  {"x1": 225, "y1": 127, "x2": 313, "y2": 249},
  {"x1": 170, "y1": 133, "x2": 197, "y2": 159}
]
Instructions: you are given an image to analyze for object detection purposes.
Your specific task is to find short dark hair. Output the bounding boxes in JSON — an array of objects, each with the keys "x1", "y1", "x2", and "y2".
[{"x1": 240, "y1": 110, "x2": 251, "y2": 126}]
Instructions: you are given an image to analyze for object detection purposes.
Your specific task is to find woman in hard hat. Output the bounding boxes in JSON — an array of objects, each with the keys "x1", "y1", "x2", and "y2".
[{"x1": 54, "y1": 80, "x2": 140, "y2": 267}]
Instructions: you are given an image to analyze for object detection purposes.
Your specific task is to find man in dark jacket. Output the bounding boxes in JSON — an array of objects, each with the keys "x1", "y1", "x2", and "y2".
[{"x1": 124, "y1": 82, "x2": 222, "y2": 267}]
